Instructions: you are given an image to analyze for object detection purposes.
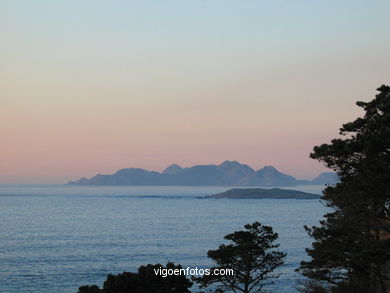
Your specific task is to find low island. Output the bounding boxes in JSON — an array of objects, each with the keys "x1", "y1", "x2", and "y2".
[{"x1": 207, "y1": 188, "x2": 320, "y2": 199}]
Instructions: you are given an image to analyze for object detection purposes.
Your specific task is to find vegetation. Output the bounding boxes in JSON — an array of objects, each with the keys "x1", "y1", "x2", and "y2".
[
  {"x1": 208, "y1": 187, "x2": 319, "y2": 199},
  {"x1": 297, "y1": 85, "x2": 390, "y2": 292},
  {"x1": 78, "y1": 285, "x2": 101, "y2": 293},
  {"x1": 77, "y1": 262, "x2": 192, "y2": 293},
  {"x1": 78, "y1": 222, "x2": 285, "y2": 293},
  {"x1": 195, "y1": 222, "x2": 286, "y2": 293}
]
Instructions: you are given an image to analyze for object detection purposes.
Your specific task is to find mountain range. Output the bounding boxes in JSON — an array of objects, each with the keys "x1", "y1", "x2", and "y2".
[{"x1": 67, "y1": 161, "x2": 339, "y2": 186}]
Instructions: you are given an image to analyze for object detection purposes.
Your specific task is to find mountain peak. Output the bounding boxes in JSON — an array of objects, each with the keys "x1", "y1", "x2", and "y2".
[
  {"x1": 219, "y1": 160, "x2": 241, "y2": 167},
  {"x1": 260, "y1": 166, "x2": 277, "y2": 172},
  {"x1": 256, "y1": 166, "x2": 296, "y2": 186},
  {"x1": 162, "y1": 164, "x2": 184, "y2": 175}
]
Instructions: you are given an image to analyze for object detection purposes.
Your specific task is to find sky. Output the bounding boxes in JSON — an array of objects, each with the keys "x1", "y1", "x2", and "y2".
[{"x1": 1, "y1": 1, "x2": 390, "y2": 183}]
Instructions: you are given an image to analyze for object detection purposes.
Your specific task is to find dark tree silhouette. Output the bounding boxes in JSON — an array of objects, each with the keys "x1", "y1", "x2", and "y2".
[
  {"x1": 297, "y1": 85, "x2": 390, "y2": 293},
  {"x1": 77, "y1": 285, "x2": 101, "y2": 293},
  {"x1": 196, "y1": 222, "x2": 286, "y2": 293},
  {"x1": 77, "y1": 262, "x2": 192, "y2": 293}
]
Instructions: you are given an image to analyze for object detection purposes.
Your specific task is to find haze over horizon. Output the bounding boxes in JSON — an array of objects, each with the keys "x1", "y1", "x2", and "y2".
[{"x1": 1, "y1": 1, "x2": 390, "y2": 183}]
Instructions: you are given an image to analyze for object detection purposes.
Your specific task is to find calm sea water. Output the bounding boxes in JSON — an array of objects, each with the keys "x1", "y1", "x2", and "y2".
[{"x1": 0, "y1": 185, "x2": 327, "y2": 293}]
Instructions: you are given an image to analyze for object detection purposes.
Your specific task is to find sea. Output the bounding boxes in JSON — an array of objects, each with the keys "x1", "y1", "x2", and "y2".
[{"x1": 0, "y1": 184, "x2": 327, "y2": 293}]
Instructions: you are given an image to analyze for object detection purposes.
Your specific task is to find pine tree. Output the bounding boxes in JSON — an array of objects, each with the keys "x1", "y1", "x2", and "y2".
[
  {"x1": 196, "y1": 222, "x2": 286, "y2": 293},
  {"x1": 298, "y1": 85, "x2": 390, "y2": 293}
]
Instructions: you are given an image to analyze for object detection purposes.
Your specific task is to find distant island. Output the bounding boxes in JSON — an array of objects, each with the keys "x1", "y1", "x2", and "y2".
[
  {"x1": 207, "y1": 188, "x2": 320, "y2": 199},
  {"x1": 67, "y1": 160, "x2": 338, "y2": 187}
]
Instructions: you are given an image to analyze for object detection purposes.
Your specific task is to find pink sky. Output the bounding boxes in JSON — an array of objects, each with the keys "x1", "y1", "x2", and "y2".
[
  {"x1": 0, "y1": 77, "x2": 376, "y2": 183},
  {"x1": 1, "y1": 1, "x2": 389, "y2": 183}
]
